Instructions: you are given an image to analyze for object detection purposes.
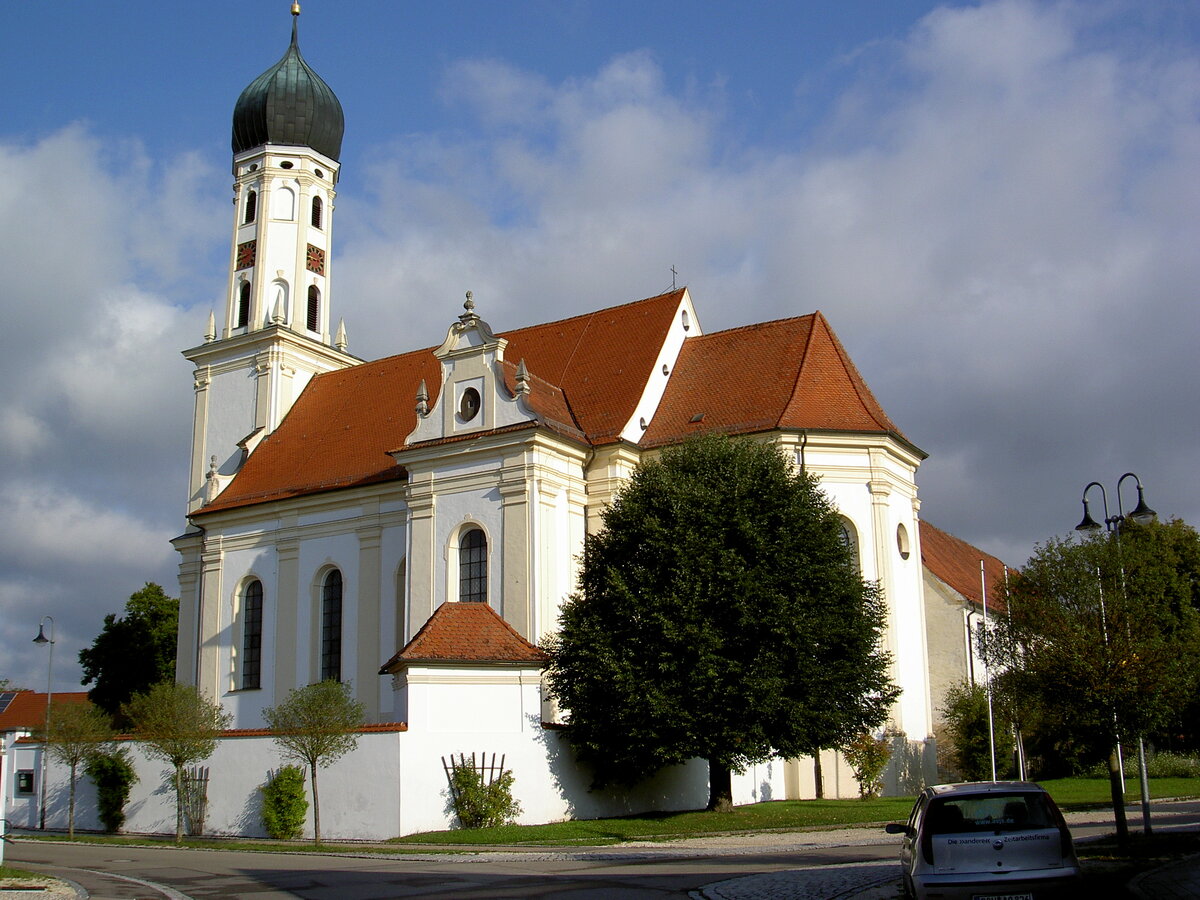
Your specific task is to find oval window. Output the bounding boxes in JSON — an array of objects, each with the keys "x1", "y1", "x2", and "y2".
[
  {"x1": 459, "y1": 387, "x2": 481, "y2": 422},
  {"x1": 897, "y1": 523, "x2": 911, "y2": 560}
]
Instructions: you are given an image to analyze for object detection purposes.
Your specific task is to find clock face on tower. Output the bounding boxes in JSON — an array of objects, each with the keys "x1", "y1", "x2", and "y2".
[
  {"x1": 306, "y1": 243, "x2": 326, "y2": 276},
  {"x1": 236, "y1": 240, "x2": 256, "y2": 270}
]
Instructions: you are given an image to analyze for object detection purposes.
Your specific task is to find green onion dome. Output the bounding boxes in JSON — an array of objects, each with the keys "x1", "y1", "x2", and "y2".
[{"x1": 232, "y1": 12, "x2": 344, "y2": 162}]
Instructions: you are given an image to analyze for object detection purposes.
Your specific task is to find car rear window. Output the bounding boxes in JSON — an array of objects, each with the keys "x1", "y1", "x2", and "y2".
[{"x1": 926, "y1": 792, "x2": 1054, "y2": 834}]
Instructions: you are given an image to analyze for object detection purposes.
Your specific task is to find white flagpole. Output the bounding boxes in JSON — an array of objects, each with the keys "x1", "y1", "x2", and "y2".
[{"x1": 982, "y1": 560, "x2": 998, "y2": 782}]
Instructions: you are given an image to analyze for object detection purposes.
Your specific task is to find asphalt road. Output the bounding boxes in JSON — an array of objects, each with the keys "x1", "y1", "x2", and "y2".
[{"x1": 10, "y1": 800, "x2": 1200, "y2": 900}]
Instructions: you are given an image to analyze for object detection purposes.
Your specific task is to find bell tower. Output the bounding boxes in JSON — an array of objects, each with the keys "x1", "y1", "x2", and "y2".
[{"x1": 183, "y1": 4, "x2": 357, "y2": 513}]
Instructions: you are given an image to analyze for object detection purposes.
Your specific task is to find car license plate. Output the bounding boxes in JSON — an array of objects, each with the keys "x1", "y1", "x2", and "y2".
[{"x1": 972, "y1": 894, "x2": 1034, "y2": 900}]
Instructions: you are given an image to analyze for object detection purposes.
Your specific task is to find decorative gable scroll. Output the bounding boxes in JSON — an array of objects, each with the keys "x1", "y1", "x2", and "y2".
[{"x1": 405, "y1": 292, "x2": 540, "y2": 445}]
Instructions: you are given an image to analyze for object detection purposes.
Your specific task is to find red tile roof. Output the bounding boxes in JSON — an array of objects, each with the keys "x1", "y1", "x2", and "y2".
[
  {"x1": 0, "y1": 691, "x2": 91, "y2": 732},
  {"x1": 920, "y1": 520, "x2": 1009, "y2": 612},
  {"x1": 642, "y1": 311, "x2": 903, "y2": 446},
  {"x1": 380, "y1": 602, "x2": 548, "y2": 672},
  {"x1": 196, "y1": 292, "x2": 913, "y2": 516},
  {"x1": 198, "y1": 290, "x2": 685, "y2": 515}
]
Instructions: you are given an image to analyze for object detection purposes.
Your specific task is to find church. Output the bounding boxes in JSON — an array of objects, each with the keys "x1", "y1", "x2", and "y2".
[{"x1": 159, "y1": 7, "x2": 1005, "y2": 832}]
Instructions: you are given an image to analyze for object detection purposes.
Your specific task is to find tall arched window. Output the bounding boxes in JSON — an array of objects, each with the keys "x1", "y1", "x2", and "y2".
[
  {"x1": 311, "y1": 195, "x2": 323, "y2": 229},
  {"x1": 839, "y1": 517, "x2": 861, "y2": 574},
  {"x1": 244, "y1": 189, "x2": 257, "y2": 224},
  {"x1": 237, "y1": 280, "x2": 251, "y2": 328},
  {"x1": 241, "y1": 580, "x2": 263, "y2": 690},
  {"x1": 459, "y1": 529, "x2": 487, "y2": 603},
  {"x1": 307, "y1": 285, "x2": 320, "y2": 332},
  {"x1": 321, "y1": 570, "x2": 343, "y2": 682}
]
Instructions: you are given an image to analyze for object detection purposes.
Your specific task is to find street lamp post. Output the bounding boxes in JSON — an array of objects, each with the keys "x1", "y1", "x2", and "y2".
[
  {"x1": 1076, "y1": 472, "x2": 1157, "y2": 836},
  {"x1": 32, "y1": 616, "x2": 55, "y2": 831}
]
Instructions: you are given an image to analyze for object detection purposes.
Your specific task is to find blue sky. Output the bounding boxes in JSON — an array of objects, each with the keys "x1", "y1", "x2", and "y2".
[{"x1": 3, "y1": 1, "x2": 1198, "y2": 693}]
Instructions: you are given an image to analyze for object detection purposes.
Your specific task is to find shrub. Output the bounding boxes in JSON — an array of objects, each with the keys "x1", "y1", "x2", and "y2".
[
  {"x1": 843, "y1": 731, "x2": 892, "y2": 799},
  {"x1": 261, "y1": 765, "x2": 309, "y2": 840},
  {"x1": 1087, "y1": 750, "x2": 1200, "y2": 779},
  {"x1": 84, "y1": 749, "x2": 138, "y2": 833},
  {"x1": 445, "y1": 756, "x2": 521, "y2": 829}
]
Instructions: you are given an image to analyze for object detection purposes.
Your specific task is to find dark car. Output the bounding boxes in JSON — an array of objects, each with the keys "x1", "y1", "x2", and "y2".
[{"x1": 885, "y1": 781, "x2": 1081, "y2": 899}]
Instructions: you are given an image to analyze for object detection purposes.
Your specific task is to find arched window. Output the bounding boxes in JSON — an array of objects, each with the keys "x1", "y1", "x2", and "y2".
[
  {"x1": 243, "y1": 189, "x2": 257, "y2": 224},
  {"x1": 311, "y1": 195, "x2": 323, "y2": 229},
  {"x1": 241, "y1": 580, "x2": 263, "y2": 690},
  {"x1": 307, "y1": 285, "x2": 320, "y2": 332},
  {"x1": 321, "y1": 570, "x2": 343, "y2": 682},
  {"x1": 237, "y1": 281, "x2": 251, "y2": 328},
  {"x1": 839, "y1": 517, "x2": 861, "y2": 574},
  {"x1": 459, "y1": 528, "x2": 487, "y2": 603}
]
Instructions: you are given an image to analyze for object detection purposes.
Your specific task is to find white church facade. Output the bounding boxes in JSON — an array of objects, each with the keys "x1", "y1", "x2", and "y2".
[{"x1": 135, "y1": 8, "x2": 965, "y2": 835}]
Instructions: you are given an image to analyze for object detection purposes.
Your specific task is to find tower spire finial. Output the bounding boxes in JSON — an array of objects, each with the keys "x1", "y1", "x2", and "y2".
[{"x1": 292, "y1": 2, "x2": 301, "y2": 16}]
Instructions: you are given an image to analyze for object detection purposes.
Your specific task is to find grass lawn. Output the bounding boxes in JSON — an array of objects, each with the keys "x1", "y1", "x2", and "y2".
[{"x1": 1038, "y1": 776, "x2": 1200, "y2": 808}]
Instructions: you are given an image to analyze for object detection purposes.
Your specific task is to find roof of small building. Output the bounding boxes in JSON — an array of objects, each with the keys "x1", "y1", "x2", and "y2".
[
  {"x1": 0, "y1": 690, "x2": 91, "y2": 732},
  {"x1": 379, "y1": 602, "x2": 548, "y2": 673},
  {"x1": 920, "y1": 520, "x2": 1009, "y2": 611},
  {"x1": 197, "y1": 289, "x2": 915, "y2": 516}
]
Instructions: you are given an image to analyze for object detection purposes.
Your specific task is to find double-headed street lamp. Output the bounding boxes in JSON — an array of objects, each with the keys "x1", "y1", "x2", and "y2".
[
  {"x1": 32, "y1": 616, "x2": 55, "y2": 831},
  {"x1": 1076, "y1": 472, "x2": 1156, "y2": 836}
]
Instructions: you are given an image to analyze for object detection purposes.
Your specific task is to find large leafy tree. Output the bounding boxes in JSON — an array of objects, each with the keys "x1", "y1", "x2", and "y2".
[
  {"x1": 263, "y1": 680, "x2": 365, "y2": 843},
  {"x1": 986, "y1": 519, "x2": 1200, "y2": 841},
  {"x1": 124, "y1": 682, "x2": 231, "y2": 843},
  {"x1": 544, "y1": 434, "x2": 898, "y2": 810},
  {"x1": 79, "y1": 583, "x2": 179, "y2": 721}
]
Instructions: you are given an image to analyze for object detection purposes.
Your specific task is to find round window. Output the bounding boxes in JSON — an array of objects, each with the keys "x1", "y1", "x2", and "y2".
[{"x1": 459, "y1": 387, "x2": 481, "y2": 422}]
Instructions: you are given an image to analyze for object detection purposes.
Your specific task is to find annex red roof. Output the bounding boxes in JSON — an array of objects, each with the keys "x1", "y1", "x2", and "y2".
[
  {"x1": 920, "y1": 520, "x2": 1009, "y2": 612},
  {"x1": 379, "y1": 602, "x2": 548, "y2": 672},
  {"x1": 0, "y1": 691, "x2": 90, "y2": 732},
  {"x1": 642, "y1": 311, "x2": 903, "y2": 446}
]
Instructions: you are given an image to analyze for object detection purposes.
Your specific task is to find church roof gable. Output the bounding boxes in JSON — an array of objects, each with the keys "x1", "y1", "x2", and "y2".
[
  {"x1": 641, "y1": 311, "x2": 902, "y2": 446},
  {"x1": 379, "y1": 602, "x2": 548, "y2": 671}
]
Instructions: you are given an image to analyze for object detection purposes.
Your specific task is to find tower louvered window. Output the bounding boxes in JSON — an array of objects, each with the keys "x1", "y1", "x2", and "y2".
[
  {"x1": 242, "y1": 580, "x2": 263, "y2": 690},
  {"x1": 321, "y1": 570, "x2": 343, "y2": 682},
  {"x1": 244, "y1": 189, "x2": 257, "y2": 224},
  {"x1": 311, "y1": 195, "x2": 323, "y2": 229},
  {"x1": 237, "y1": 281, "x2": 251, "y2": 328},
  {"x1": 307, "y1": 285, "x2": 320, "y2": 332},
  {"x1": 459, "y1": 528, "x2": 487, "y2": 603}
]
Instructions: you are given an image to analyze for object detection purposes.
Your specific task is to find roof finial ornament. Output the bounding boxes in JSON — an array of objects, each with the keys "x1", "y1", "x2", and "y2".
[
  {"x1": 292, "y1": 2, "x2": 301, "y2": 16},
  {"x1": 515, "y1": 358, "x2": 532, "y2": 396},
  {"x1": 415, "y1": 379, "x2": 429, "y2": 416},
  {"x1": 458, "y1": 290, "x2": 481, "y2": 328}
]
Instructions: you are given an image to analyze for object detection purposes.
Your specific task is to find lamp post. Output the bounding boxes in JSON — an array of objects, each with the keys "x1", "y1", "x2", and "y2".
[
  {"x1": 32, "y1": 616, "x2": 55, "y2": 831},
  {"x1": 1076, "y1": 473, "x2": 1157, "y2": 836}
]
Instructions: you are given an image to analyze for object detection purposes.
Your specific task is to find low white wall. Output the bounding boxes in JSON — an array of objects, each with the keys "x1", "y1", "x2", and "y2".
[{"x1": 10, "y1": 725, "x2": 791, "y2": 840}]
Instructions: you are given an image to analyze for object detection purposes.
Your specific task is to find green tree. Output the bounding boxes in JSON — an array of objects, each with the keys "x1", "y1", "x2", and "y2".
[
  {"x1": 987, "y1": 519, "x2": 1200, "y2": 842},
  {"x1": 263, "y1": 680, "x2": 365, "y2": 843},
  {"x1": 124, "y1": 682, "x2": 231, "y2": 843},
  {"x1": 43, "y1": 699, "x2": 114, "y2": 838},
  {"x1": 79, "y1": 583, "x2": 179, "y2": 722},
  {"x1": 544, "y1": 434, "x2": 899, "y2": 810},
  {"x1": 939, "y1": 680, "x2": 1014, "y2": 782}
]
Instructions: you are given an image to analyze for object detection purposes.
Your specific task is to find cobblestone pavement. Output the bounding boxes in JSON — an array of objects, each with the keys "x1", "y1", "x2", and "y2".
[{"x1": 1130, "y1": 853, "x2": 1200, "y2": 900}]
